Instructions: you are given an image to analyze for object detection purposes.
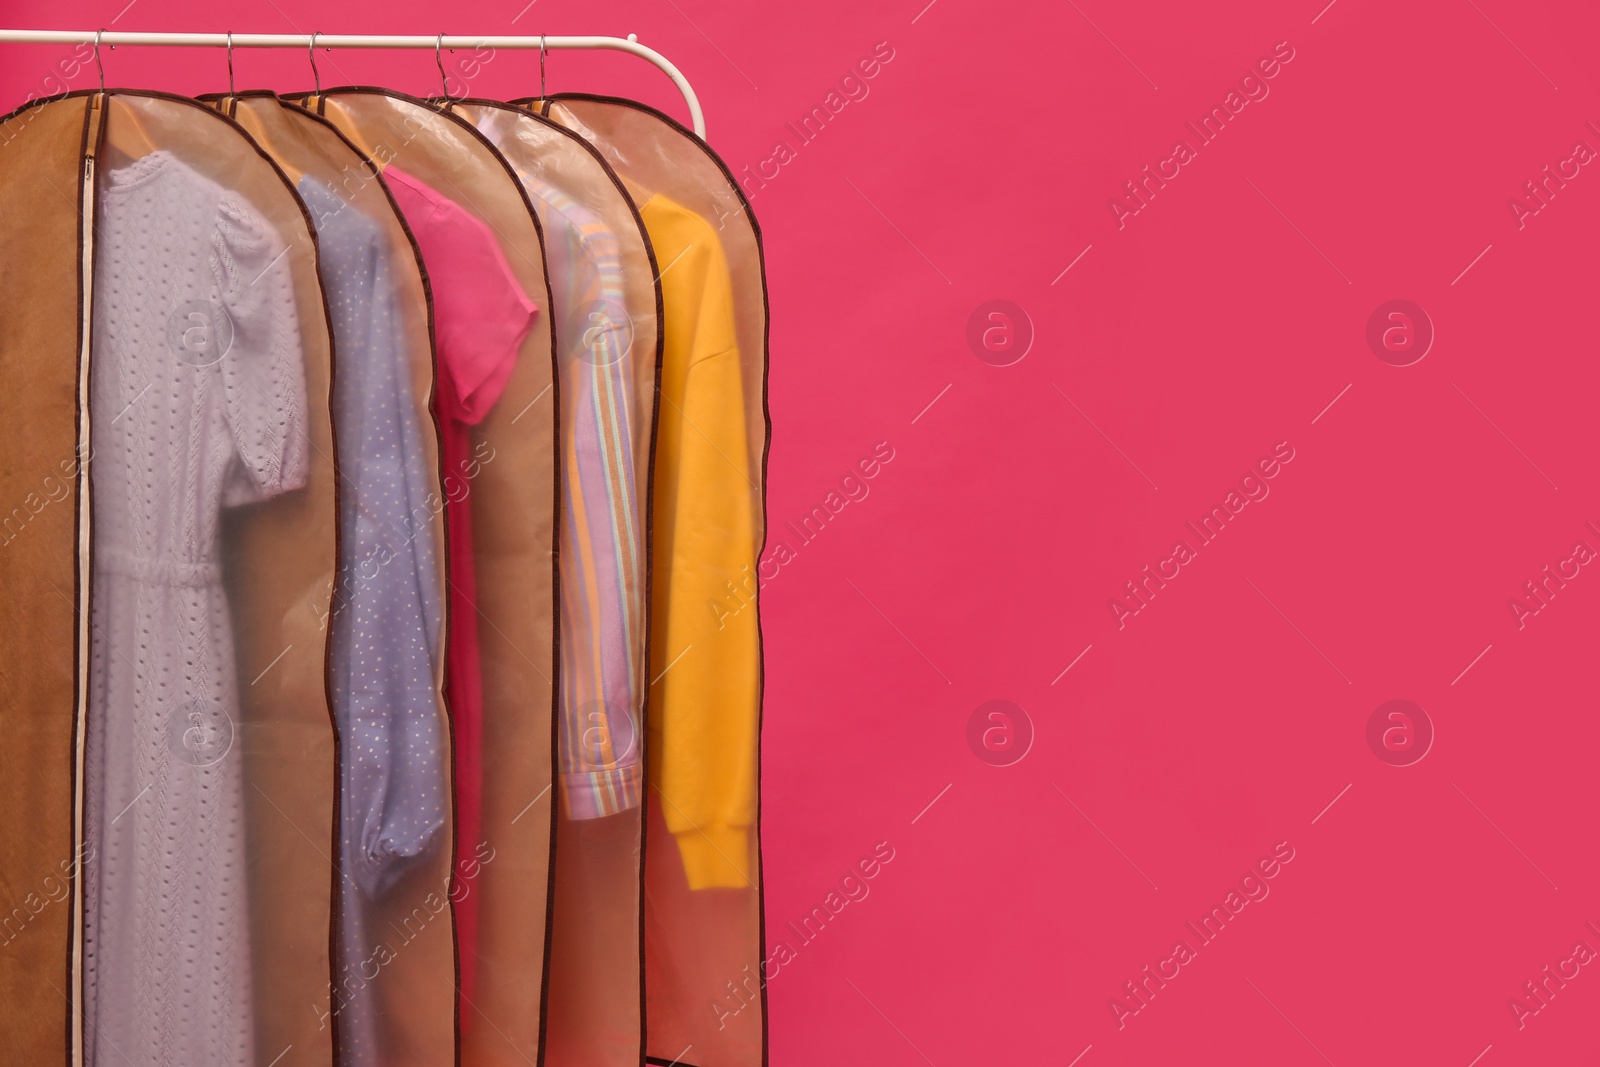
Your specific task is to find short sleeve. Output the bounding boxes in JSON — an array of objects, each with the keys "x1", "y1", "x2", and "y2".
[
  {"x1": 211, "y1": 193, "x2": 310, "y2": 506},
  {"x1": 427, "y1": 203, "x2": 539, "y2": 426}
]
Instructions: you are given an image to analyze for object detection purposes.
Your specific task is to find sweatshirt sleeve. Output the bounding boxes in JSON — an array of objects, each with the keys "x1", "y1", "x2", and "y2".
[{"x1": 647, "y1": 206, "x2": 761, "y2": 890}]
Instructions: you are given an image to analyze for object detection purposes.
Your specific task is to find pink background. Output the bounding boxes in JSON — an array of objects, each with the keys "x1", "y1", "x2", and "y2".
[{"x1": 6, "y1": 0, "x2": 1600, "y2": 1063}]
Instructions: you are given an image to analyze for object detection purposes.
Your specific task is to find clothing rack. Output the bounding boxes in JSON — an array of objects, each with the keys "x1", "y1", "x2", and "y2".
[{"x1": 0, "y1": 29, "x2": 707, "y2": 137}]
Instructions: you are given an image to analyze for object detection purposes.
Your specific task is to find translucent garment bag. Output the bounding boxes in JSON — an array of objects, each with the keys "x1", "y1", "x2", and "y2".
[
  {"x1": 292, "y1": 87, "x2": 559, "y2": 1067},
  {"x1": 0, "y1": 90, "x2": 340, "y2": 1067},
  {"x1": 449, "y1": 97, "x2": 664, "y2": 1067},
  {"x1": 527, "y1": 95, "x2": 770, "y2": 1067},
  {"x1": 202, "y1": 90, "x2": 455, "y2": 1067}
]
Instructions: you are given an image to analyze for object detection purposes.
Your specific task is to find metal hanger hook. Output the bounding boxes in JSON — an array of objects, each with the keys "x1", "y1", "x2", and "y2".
[
  {"x1": 226, "y1": 31, "x2": 235, "y2": 95},
  {"x1": 93, "y1": 28, "x2": 106, "y2": 92},
  {"x1": 308, "y1": 30, "x2": 322, "y2": 94},
  {"x1": 435, "y1": 32, "x2": 449, "y2": 98},
  {"x1": 540, "y1": 34, "x2": 547, "y2": 99}
]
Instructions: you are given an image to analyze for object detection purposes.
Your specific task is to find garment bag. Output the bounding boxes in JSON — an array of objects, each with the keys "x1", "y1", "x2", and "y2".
[
  {"x1": 203, "y1": 90, "x2": 455, "y2": 1067},
  {"x1": 528, "y1": 95, "x2": 770, "y2": 1067},
  {"x1": 293, "y1": 87, "x2": 559, "y2": 1066},
  {"x1": 451, "y1": 97, "x2": 664, "y2": 1067},
  {"x1": 0, "y1": 90, "x2": 340, "y2": 1067}
]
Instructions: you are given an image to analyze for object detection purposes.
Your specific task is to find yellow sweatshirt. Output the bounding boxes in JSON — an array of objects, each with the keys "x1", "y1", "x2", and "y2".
[{"x1": 639, "y1": 194, "x2": 761, "y2": 890}]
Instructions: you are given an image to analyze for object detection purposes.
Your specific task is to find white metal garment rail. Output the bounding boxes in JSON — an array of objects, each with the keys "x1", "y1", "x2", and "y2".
[{"x1": 0, "y1": 30, "x2": 707, "y2": 137}]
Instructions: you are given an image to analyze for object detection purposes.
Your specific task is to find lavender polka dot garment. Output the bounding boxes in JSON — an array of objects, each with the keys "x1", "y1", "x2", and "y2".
[{"x1": 300, "y1": 177, "x2": 449, "y2": 1067}]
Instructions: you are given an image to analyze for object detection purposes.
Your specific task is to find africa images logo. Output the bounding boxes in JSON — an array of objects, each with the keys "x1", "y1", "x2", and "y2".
[
  {"x1": 165, "y1": 698, "x2": 234, "y2": 767},
  {"x1": 166, "y1": 299, "x2": 233, "y2": 367}
]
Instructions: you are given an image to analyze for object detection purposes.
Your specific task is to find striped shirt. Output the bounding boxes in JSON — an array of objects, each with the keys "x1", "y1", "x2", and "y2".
[{"x1": 521, "y1": 176, "x2": 647, "y2": 820}]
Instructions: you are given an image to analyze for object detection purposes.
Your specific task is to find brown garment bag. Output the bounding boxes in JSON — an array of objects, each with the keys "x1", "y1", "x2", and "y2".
[
  {"x1": 202, "y1": 90, "x2": 457, "y2": 1067},
  {"x1": 0, "y1": 91, "x2": 91, "y2": 1067},
  {"x1": 0, "y1": 90, "x2": 339, "y2": 1067},
  {"x1": 448, "y1": 96, "x2": 665, "y2": 1067},
  {"x1": 525, "y1": 95, "x2": 771, "y2": 1067},
  {"x1": 291, "y1": 87, "x2": 559, "y2": 1067}
]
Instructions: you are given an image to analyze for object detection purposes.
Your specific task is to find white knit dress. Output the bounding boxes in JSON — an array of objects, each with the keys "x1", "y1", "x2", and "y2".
[{"x1": 82, "y1": 150, "x2": 308, "y2": 1067}]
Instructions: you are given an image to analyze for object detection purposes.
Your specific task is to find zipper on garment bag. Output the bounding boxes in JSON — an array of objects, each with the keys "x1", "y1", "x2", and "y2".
[{"x1": 70, "y1": 95, "x2": 104, "y2": 1067}]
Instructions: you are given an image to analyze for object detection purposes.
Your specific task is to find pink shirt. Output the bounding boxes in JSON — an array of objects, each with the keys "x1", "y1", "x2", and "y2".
[{"x1": 382, "y1": 167, "x2": 537, "y2": 1009}]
